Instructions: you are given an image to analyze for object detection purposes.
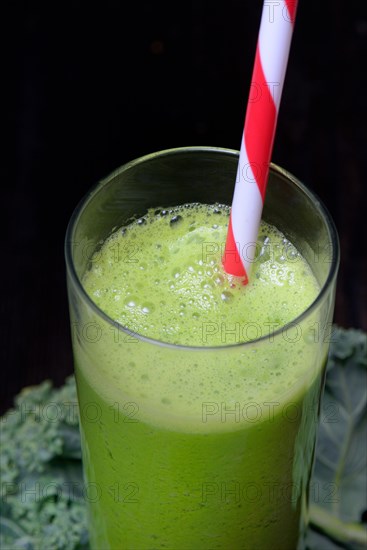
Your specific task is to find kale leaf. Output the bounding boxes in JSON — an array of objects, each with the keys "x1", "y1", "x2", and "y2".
[
  {"x1": 307, "y1": 327, "x2": 367, "y2": 549},
  {"x1": 0, "y1": 377, "x2": 88, "y2": 550}
]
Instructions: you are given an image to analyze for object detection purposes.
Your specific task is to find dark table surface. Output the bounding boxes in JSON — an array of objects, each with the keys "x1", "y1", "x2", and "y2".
[{"x1": 3, "y1": 1, "x2": 366, "y2": 414}]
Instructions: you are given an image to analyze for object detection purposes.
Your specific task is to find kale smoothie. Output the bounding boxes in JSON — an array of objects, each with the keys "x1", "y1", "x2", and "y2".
[{"x1": 72, "y1": 203, "x2": 325, "y2": 549}]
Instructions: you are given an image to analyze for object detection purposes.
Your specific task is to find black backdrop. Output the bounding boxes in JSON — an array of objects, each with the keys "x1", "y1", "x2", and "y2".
[{"x1": 3, "y1": 1, "x2": 366, "y2": 413}]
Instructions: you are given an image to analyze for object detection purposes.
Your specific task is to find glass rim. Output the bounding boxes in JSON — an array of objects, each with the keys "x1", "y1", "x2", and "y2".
[{"x1": 65, "y1": 146, "x2": 340, "y2": 352}]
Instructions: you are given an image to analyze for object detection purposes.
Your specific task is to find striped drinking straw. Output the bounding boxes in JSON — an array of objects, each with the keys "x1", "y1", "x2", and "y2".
[{"x1": 223, "y1": 0, "x2": 298, "y2": 284}]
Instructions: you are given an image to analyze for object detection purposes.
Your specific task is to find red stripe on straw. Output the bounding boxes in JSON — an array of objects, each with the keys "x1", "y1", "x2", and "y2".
[
  {"x1": 222, "y1": 216, "x2": 249, "y2": 281},
  {"x1": 244, "y1": 44, "x2": 277, "y2": 201},
  {"x1": 285, "y1": 0, "x2": 297, "y2": 23}
]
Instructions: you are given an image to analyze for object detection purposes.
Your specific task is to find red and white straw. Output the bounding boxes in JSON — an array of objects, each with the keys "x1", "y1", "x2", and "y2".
[{"x1": 223, "y1": 0, "x2": 298, "y2": 284}]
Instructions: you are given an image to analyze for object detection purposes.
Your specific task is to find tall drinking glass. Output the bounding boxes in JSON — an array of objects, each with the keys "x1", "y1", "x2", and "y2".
[{"x1": 65, "y1": 147, "x2": 339, "y2": 549}]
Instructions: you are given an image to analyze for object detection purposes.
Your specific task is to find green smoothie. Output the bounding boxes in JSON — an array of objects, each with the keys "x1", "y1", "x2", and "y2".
[{"x1": 74, "y1": 204, "x2": 324, "y2": 549}]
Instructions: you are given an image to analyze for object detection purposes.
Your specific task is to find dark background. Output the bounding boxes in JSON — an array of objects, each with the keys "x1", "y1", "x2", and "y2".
[{"x1": 3, "y1": 1, "x2": 366, "y2": 413}]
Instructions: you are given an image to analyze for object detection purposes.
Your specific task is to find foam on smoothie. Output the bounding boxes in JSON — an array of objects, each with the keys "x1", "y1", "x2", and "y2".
[
  {"x1": 84, "y1": 203, "x2": 318, "y2": 345},
  {"x1": 78, "y1": 204, "x2": 322, "y2": 432}
]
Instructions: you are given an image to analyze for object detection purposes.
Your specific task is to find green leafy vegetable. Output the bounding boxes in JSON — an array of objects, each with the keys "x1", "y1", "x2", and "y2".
[
  {"x1": 0, "y1": 377, "x2": 88, "y2": 550},
  {"x1": 307, "y1": 327, "x2": 367, "y2": 549},
  {"x1": 1, "y1": 328, "x2": 366, "y2": 549}
]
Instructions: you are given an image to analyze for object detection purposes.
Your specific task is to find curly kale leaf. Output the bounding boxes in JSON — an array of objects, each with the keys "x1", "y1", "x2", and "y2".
[{"x1": 0, "y1": 376, "x2": 88, "y2": 550}]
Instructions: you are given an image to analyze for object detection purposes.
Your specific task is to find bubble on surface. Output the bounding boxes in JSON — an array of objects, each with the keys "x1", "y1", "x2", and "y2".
[
  {"x1": 142, "y1": 303, "x2": 155, "y2": 314},
  {"x1": 221, "y1": 291, "x2": 234, "y2": 303},
  {"x1": 170, "y1": 215, "x2": 183, "y2": 226}
]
